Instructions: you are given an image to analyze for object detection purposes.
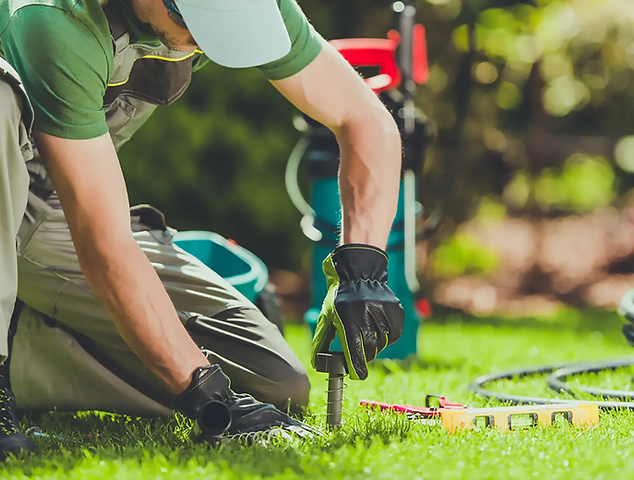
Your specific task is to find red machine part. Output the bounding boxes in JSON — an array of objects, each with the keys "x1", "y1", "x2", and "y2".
[
  {"x1": 411, "y1": 24, "x2": 430, "y2": 85},
  {"x1": 360, "y1": 396, "x2": 467, "y2": 417},
  {"x1": 415, "y1": 298, "x2": 433, "y2": 319},
  {"x1": 329, "y1": 24, "x2": 429, "y2": 94}
]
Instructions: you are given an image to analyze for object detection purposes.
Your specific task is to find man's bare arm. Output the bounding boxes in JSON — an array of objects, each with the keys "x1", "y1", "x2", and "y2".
[
  {"x1": 33, "y1": 130, "x2": 209, "y2": 394},
  {"x1": 270, "y1": 43, "x2": 402, "y2": 249}
]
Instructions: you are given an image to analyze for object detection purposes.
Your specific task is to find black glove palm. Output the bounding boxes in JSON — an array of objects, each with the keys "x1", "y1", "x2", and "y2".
[{"x1": 311, "y1": 244, "x2": 405, "y2": 380}]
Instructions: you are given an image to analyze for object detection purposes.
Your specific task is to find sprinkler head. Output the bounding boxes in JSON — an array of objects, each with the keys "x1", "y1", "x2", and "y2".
[
  {"x1": 315, "y1": 351, "x2": 347, "y2": 376},
  {"x1": 315, "y1": 352, "x2": 348, "y2": 428}
]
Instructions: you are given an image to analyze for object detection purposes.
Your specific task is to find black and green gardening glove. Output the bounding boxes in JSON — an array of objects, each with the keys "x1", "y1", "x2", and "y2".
[{"x1": 311, "y1": 244, "x2": 405, "y2": 380}]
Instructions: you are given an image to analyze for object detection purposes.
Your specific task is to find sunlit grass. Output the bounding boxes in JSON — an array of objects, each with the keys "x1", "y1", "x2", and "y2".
[{"x1": 3, "y1": 310, "x2": 634, "y2": 479}]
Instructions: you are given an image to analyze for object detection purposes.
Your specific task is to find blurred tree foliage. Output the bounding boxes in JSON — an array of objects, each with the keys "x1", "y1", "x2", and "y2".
[
  {"x1": 429, "y1": 231, "x2": 499, "y2": 277},
  {"x1": 419, "y1": 0, "x2": 634, "y2": 222},
  {"x1": 118, "y1": 0, "x2": 634, "y2": 271}
]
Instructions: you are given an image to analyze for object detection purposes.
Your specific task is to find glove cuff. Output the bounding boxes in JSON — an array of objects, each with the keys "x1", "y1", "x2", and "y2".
[
  {"x1": 173, "y1": 364, "x2": 232, "y2": 419},
  {"x1": 331, "y1": 243, "x2": 389, "y2": 282}
]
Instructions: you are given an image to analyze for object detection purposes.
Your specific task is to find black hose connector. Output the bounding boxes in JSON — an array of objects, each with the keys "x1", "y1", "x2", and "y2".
[{"x1": 197, "y1": 400, "x2": 232, "y2": 437}]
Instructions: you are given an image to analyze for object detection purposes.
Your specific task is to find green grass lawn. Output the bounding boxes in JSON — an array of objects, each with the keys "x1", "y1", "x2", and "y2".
[{"x1": 4, "y1": 310, "x2": 634, "y2": 479}]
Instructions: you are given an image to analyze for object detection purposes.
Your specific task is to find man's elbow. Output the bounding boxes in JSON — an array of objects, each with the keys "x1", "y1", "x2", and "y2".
[
  {"x1": 376, "y1": 105, "x2": 400, "y2": 144},
  {"x1": 341, "y1": 101, "x2": 401, "y2": 147}
]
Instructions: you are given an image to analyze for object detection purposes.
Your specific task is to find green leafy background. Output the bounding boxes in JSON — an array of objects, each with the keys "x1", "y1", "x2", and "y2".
[{"x1": 120, "y1": 0, "x2": 634, "y2": 276}]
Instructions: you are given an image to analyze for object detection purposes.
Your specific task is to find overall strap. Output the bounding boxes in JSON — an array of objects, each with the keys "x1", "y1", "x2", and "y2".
[{"x1": 101, "y1": 0, "x2": 201, "y2": 108}]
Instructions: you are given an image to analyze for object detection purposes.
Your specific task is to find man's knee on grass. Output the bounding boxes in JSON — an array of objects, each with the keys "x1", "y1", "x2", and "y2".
[
  {"x1": 186, "y1": 308, "x2": 311, "y2": 411},
  {"x1": 271, "y1": 360, "x2": 310, "y2": 413}
]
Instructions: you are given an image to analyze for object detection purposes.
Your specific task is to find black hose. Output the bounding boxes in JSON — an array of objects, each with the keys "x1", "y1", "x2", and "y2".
[
  {"x1": 546, "y1": 359, "x2": 634, "y2": 401},
  {"x1": 469, "y1": 359, "x2": 634, "y2": 410}
]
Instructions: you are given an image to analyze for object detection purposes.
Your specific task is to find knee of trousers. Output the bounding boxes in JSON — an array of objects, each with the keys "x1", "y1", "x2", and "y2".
[
  {"x1": 226, "y1": 346, "x2": 310, "y2": 411},
  {"x1": 268, "y1": 362, "x2": 311, "y2": 411},
  {"x1": 187, "y1": 309, "x2": 312, "y2": 410}
]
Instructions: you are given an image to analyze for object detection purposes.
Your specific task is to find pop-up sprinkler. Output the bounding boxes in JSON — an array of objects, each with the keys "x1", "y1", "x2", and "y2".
[{"x1": 314, "y1": 352, "x2": 348, "y2": 428}]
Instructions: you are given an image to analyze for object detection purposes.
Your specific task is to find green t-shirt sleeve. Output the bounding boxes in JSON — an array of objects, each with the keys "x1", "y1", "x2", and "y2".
[
  {"x1": 1, "y1": 6, "x2": 109, "y2": 139},
  {"x1": 257, "y1": 0, "x2": 325, "y2": 80}
]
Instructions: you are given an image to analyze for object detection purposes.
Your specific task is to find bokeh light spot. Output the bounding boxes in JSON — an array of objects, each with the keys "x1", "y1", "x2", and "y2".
[
  {"x1": 473, "y1": 62, "x2": 498, "y2": 84},
  {"x1": 392, "y1": 1, "x2": 404, "y2": 13},
  {"x1": 615, "y1": 136, "x2": 634, "y2": 173},
  {"x1": 497, "y1": 82, "x2": 521, "y2": 110}
]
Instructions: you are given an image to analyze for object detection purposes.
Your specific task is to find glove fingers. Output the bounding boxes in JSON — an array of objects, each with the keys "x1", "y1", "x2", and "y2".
[
  {"x1": 376, "y1": 329, "x2": 389, "y2": 354},
  {"x1": 385, "y1": 301, "x2": 405, "y2": 347},
  {"x1": 227, "y1": 398, "x2": 318, "y2": 440},
  {"x1": 365, "y1": 306, "x2": 395, "y2": 359},
  {"x1": 369, "y1": 306, "x2": 394, "y2": 355},
  {"x1": 362, "y1": 330, "x2": 379, "y2": 364},
  {"x1": 285, "y1": 425, "x2": 315, "y2": 439},
  {"x1": 333, "y1": 313, "x2": 369, "y2": 380},
  {"x1": 362, "y1": 308, "x2": 387, "y2": 362},
  {"x1": 311, "y1": 321, "x2": 337, "y2": 368},
  {"x1": 383, "y1": 320, "x2": 402, "y2": 348},
  {"x1": 334, "y1": 304, "x2": 395, "y2": 380}
]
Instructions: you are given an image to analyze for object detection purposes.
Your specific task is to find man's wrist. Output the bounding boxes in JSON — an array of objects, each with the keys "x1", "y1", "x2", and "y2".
[
  {"x1": 340, "y1": 216, "x2": 389, "y2": 250},
  {"x1": 333, "y1": 243, "x2": 387, "y2": 258},
  {"x1": 329, "y1": 243, "x2": 389, "y2": 282},
  {"x1": 173, "y1": 365, "x2": 232, "y2": 417},
  {"x1": 340, "y1": 233, "x2": 388, "y2": 250}
]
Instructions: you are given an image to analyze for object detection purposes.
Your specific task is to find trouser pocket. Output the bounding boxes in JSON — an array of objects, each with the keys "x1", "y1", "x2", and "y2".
[
  {"x1": 17, "y1": 193, "x2": 52, "y2": 255},
  {"x1": 130, "y1": 204, "x2": 176, "y2": 246}
]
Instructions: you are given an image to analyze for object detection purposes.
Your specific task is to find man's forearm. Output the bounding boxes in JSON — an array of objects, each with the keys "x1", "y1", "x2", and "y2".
[
  {"x1": 270, "y1": 46, "x2": 402, "y2": 249},
  {"x1": 337, "y1": 107, "x2": 402, "y2": 249},
  {"x1": 34, "y1": 130, "x2": 208, "y2": 396},
  {"x1": 76, "y1": 232, "x2": 209, "y2": 393}
]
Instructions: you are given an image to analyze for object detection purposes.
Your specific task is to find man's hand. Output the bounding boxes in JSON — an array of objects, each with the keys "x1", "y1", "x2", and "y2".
[
  {"x1": 311, "y1": 244, "x2": 404, "y2": 380},
  {"x1": 174, "y1": 364, "x2": 316, "y2": 442}
]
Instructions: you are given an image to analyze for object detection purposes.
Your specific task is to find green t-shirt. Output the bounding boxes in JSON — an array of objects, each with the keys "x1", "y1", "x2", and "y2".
[{"x1": 0, "y1": 0, "x2": 323, "y2": 139}]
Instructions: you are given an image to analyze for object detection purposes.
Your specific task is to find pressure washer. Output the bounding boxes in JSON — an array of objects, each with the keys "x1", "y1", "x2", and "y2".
[{"x1": 285, "y1": 0, "x2": 435, "y2": 360}]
